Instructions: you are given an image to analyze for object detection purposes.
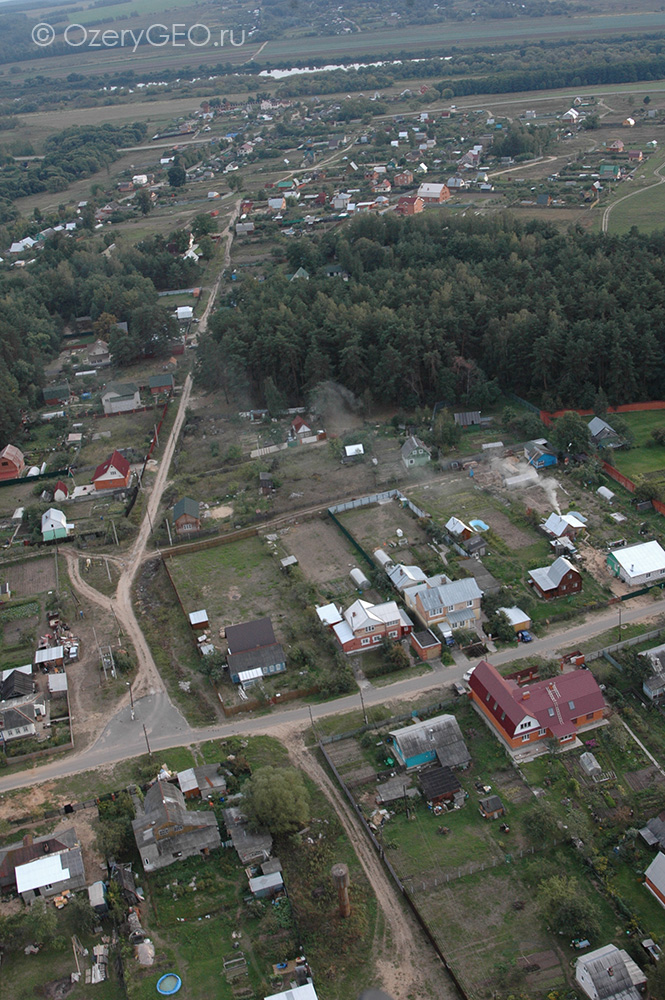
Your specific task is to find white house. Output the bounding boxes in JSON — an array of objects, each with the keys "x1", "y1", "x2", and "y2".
[
  {"x1": 607, "y1": 540, "x2": 665, "y2": 587},
  {"x1": 41, "y1": 509, "x2": 73, "y2": 542},
  {"x1": 101, "y1": 382, "x2": 141, "y2": 415}
]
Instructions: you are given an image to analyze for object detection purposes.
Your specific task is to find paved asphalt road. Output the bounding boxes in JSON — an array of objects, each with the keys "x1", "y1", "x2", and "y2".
[{"x1": 1, "y1": 593, "x2": 663, "y2": 795}]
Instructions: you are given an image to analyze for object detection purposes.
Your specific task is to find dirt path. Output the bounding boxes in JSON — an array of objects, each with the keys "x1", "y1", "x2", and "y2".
[
  {"x1": 287, "y1": 734, "x2": 457, "y2": 1000},
  {"x1": 195, "y1": 197, "x2": 242, "y2": 339},
  {"x1": 63, "y1": 373, "x2": 193, "y2": 704}
]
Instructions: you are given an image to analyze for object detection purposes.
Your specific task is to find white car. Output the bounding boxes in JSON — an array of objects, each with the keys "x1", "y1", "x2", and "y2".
[{"x1": 463, "y1": 667, "x2": 476, "y2": 682}]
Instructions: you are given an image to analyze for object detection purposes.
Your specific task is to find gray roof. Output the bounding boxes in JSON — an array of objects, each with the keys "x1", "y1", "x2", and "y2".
[
  {"x1": 390, "y1": 714, "x2": 470, "y2": 765},
  {"x1": 588, "y1": 416, "x2": 616, "y2": 438},
  {"x1": 222, "y1": 806, "x2": 272, "y2": 864},
  {"x1": 643, "y1": 812, "x2": 665, "y2": 849},
  {"x1": 0, "y1": 670, "x2": 33, "y2": 700},
  {"x1": 418, "y1": 577, "x2": 482, "y2": 611},
  {"x1": 227, "y1": 643, "x2": 285, "y2": 674},
  {"x1": 132, "y1": 781, "x2": 221, "y2": 871},
  {"x1": 579, "y1": 950, "x2": 640, "y2": 1000},
  {"x1": 529, "y1": 556, "x2": 577, "y2": 591},
  {"x1": 103, "y1": 381, "x2": 139, "y2": 398},
  {"x1": 401, "y1": 435, "x2": 430, "y2": 459},
  {"x1": 226, "y1": 617, "x2": 276, "y2": 653},
  {"x1": 173, "y1": 496, "x2": 200, "y2": 521},
  {"x1": 480, "y1": 794, "x2": 504, "y2": 813}
]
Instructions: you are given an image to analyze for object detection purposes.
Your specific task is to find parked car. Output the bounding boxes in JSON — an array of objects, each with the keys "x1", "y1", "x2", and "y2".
[
  {"x1": 463, "y1": 666, "x2": 476, "y2": 682},
  {"x1": 517, "y1": 630, "x2": 533, "y2": 643}
]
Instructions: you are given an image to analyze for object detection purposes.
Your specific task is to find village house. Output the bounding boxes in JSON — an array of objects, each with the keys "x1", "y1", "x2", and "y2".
[
  {"x1": 132, "y1": 780, "x2": 221, "y2": 872},
  {"x1": 528, "y1": 556, "x2": 582, "y2": 600},
  {"x1": 608, "y1": 139, "x2": 624, "y2": 152},
  {"x1": 639, "y1": 643, "x2": 665, "y2": 702},
  {"x1": 93, "y1": 450, "x2": 131, "y2": 491},
  {"x1": 386, "y1": 563, "x2": 429, "y2": 592},
  {"x1": 87, "y1": 339, "x2": 111, "y2": 366},
  {"x1": 226, "y1": 617, "x2": 286, "y2": 685},
  {"x1": 332, "y1": 599, "x2": 413, "y2": 654},
  {"x1": 588, "y1": 416, "x2": 620, "y2": 447},
  {"x1": 416, "y1": 182, "x2": 451, "y2": 203},
  {"x1": 222, "y1": 807, "x2": 272, "y2": 865},
  {"x1": 628, "y1": 150, "x2": 643, "y2": 162},
  {"x1": 177, "y1": 764, "x2": 227, "y2": 800},
  {"x1": 479, "y1": 794, "x2": 506, "y2": 820},
  {"x1": 541, "y1": 512, "x2": 586, "y2": 541},
  {"x1": 401, "y1": 435, "x2": 431, "y2": 468},
  {"x1": 396, "y1": 196, "x2": 424, "y2": 216},
  {"x1": 607, "y1": 540, "x2": 665, "y2": 586},
  {"x1": 43, "y1": 382, "x2": 70, "y2": 406},
  {"x1": 419, "y1": 765, "x2": 463, "y2": 808},
  {"x1": 0, "y1": 444, "x2": 25, "y2": 481},
  {"x1": 645, "y1": 851, "x2": 665, "y2": 910},
  {"x1": 468, "y1": 659, "x2": 605, "y2": 750},
  {"x1": 498, "y1": 607, "x2": 532, "y2": 633},
  {"x1": 53, "y1": 480, "x2": 69, "y2": 502},
  {"x1": 445, "y1": 517, "x2": 473, "y2": 541},
  {"x1": 388, "y1": 714, "x2": 470, "y2": 770},
  {"x1": 524, "y1": 439, "x2": 557, "y2": 468},
  {"x1": 41, "y1": 508, "x2": 73, "y2": 542},
  {"x1": 0, "y1": 829, "x2": 79, "y2": 893},
  {"x1": 291, "y1": 415, "x2": 312, "y2": 437},
  {"x1": 13, "y1": 831, "x2": 86, "y2": 904},
  {"x1": 575, "y1": 945, "x2": 646, "y2": 1000},
  {"x1": 411, "y1": 577, "x2": 483, "y2": 629},
  {"x1": 148, "y1": 374, "x2": 174, "y2": 396},
  {"x1": 101, "y1": 382, "x2": 141, "y2": 415},
  {"x1": 173, "y1": 497, "x2": 201, "y2": 536},
  {"x1": 0, "y1": 702, "x2": 38, "y2": 744},
  {"x1": 393, "y1": 169, "x2": 414, "y2": 187}
]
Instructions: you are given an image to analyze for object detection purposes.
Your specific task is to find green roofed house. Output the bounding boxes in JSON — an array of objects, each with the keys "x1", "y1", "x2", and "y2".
[
  {"x1": 599, "y1": 164, "x2": 622, "y2": 180},
  {"x1": 173, "y1": 497, "x2": 201, "y2": 536},
  {"x1": 148, "y1": 374, "x2": 174, "y2": 396}
]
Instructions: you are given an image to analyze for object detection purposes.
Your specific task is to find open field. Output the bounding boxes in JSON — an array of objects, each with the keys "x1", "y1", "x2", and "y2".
[
  {"x1": 614, "y1": 410, "x2": 665, "y2": 479},
  {"x1": 280, "y1": 517, "x2": 358, "y2": 587}
]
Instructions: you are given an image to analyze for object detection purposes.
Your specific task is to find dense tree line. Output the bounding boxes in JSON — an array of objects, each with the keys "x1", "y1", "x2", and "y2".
[
  {"x1": 0, "y1": 231, "x2": 198, "y2": 437},
  {"x1": 198, "y1": 215, "x2": 665, "y2": 411},
  {"x1": 0, "y1": 122, "x2": 147, "y2": 222}
]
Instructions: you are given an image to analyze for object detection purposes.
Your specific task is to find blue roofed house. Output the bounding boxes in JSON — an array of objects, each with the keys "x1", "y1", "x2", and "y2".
[
  {"x1": 524, "y1": 439, "x2": 557, "y2": 469},
  {"x1": 388, "y1": 714, "x2": 470, "y2": 770}
]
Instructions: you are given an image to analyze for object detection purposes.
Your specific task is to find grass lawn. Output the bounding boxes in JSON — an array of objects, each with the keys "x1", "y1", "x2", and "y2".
[
  {"x1": 613, "y1": 410, "x2": 665, "y2": 479},
  {"x1": 604, "y1": 149, "x2": 665, "y2": 236}
]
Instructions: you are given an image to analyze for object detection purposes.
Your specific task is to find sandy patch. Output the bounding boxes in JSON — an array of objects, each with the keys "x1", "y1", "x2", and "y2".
[{"x1": 208, "y1": 505, "x2": 233, "y2": 519}]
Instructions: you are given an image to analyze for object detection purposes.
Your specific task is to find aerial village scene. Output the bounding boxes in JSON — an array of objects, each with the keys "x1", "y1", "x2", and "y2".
[{"x1": 3, "y1": 0, "x2": 665, "y2": 999}]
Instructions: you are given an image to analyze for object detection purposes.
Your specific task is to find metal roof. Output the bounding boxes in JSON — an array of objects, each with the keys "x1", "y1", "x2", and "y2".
[
  {"x1": 499, "y1": 607, "x2": 529, "y2": 627},
  {"x1": 390, "y1": 714, "x2": 470, "y2": 766},
  {"x1": 418, "y1": 577, "x2": 482, "y2": 610},
  {"x1": 34, "y1": 646, "x2": 64, "y2": 663},
  {"x1": 611, "y1": 541, "x2": 665, "y2": 578},
  {"x1": 264, "y1": 984, "x2": 318, "y2": 1000},
  {"x1": 174, "y1": 497, "x2": 199, "y2": 521},
  {"x1": 226, "y1": 617, "x2": 276, "y2": 653},
  {"x1": 645, "y1": 850, "x2": 665, "y2": 895},
  {"x1": 16, "y1": 853, "x2": 69, "y2": 893},
  {"x1": 529, "y1": 556, "x2": 577, "y2": 591},
  {"x1": 188, "y1": 609, "x2": 208, "y2": 626}
]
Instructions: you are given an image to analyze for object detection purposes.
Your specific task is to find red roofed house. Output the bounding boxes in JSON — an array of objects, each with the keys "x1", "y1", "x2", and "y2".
[
  {"x1": 53, "y1": 480, "x2": 69, "y2": 502},
  {"x1": 468, "y1": 659, "x2": 605, "y2": 750},
  {"x1": 93, "y1": 450, "x2": 131, "y2": 491},
  {"x1": 397, "y1": 196, "x2": 424, "y2": 216},
  {"x1": 0, "y1": 445, "x2": 25, "y2": 481},
  {"x1": 291, "y1": 415, "x2": 312, "y2": 437}
]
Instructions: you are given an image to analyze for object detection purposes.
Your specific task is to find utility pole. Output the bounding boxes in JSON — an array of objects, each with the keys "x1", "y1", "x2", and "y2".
[
  {"x1": 111, "y1": 521, "x2": 119, "y2": 547},
  {"x1": 142, "y1": 723, "x2": 152, "y2": 758},
  {"x1": 54, "y1": 544, "x2": 59, "y2": 599},
  {"x1": 127, "y1": 682, "x2": 135, "y2": 721},
  {"x1": 105, "y1": 558, "x2": 112, "y2": 584},
  {"x1": 618, "y1": 601, "x2": 622, "y2": 640},
  {"x1": 154, "y1": 424, "x2": 159, "y2": 449},
  {"x1": 359, "y1": 686, "x2": 368, "y2": 726},
  {"x1": 165, "y1": 518, "x2": 173, "y2": 547}
]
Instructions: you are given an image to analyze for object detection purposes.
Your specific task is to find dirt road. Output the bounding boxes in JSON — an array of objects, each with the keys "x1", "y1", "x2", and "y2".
[
  {"x1": 63, "y1": 373, "x2": 193, "y2": 702},
  {"x1": 288, "y1": 735, "x2": 456, "y2": 1000}
]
